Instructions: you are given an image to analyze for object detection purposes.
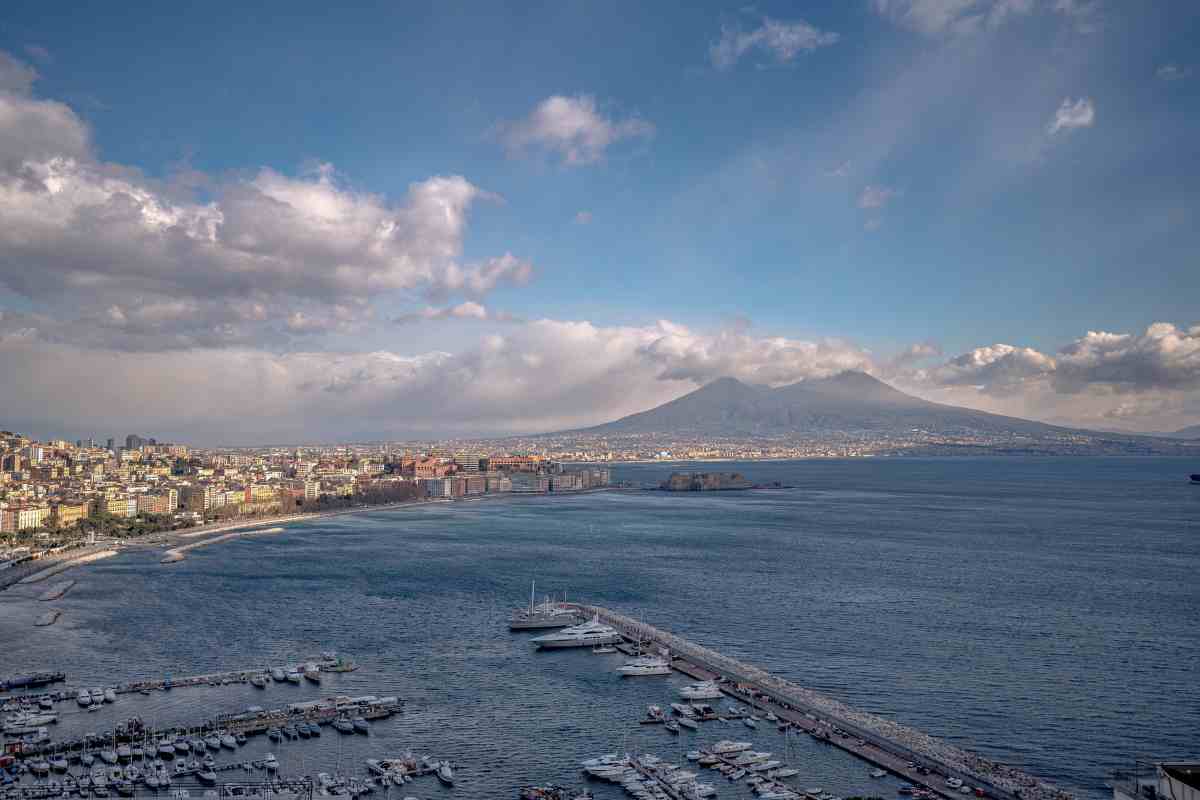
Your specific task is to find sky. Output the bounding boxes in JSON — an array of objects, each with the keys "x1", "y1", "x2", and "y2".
[{"x1": 0, "y1": 0, "x2": 1198, "y2": 444}]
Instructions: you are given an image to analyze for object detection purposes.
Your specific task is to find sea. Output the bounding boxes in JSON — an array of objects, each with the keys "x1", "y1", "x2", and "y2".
[{"x1": 2, "y1": 457, "x2": 1197, "y2": 800}]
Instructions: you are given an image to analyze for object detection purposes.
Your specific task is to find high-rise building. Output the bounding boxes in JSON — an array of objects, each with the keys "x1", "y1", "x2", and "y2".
[
  {"x1": 106, "y1": 438, "x2": 115, "y2": 451},
  {"x1": 125, "y1": 434, "x2": 144, "y2": 450}
]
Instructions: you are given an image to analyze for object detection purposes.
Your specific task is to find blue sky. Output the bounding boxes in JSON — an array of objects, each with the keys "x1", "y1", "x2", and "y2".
[{"x1": 1, "y1": 1, "x2": 1198, "y2": 441}]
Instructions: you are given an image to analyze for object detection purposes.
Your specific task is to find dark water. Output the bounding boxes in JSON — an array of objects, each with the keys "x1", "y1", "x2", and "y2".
[{"x1": 2, "y1": 457, "x2": 1198, "y2": 800}]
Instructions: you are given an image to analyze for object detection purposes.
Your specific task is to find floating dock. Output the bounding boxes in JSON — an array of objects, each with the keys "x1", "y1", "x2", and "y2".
[{"x1": 563, "y1": 603, "x2": 1073, "y2": 800}]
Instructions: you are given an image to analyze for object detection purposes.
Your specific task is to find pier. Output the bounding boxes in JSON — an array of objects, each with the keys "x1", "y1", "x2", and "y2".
[{"x1": 564, "y1": 603, "x2": 1073, "y2": 800}]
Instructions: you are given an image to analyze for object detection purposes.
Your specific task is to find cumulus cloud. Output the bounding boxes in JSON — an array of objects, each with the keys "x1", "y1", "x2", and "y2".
[
  {"x1": 858, "y1": 184, "x2": 898, "y2": 209},
  {"x1": 925, "y1": 343, "x2": 1057, "y2": 394},
  {"x1": 496, "y1": 95, "x2": 654, "y2": 166},
  {"x1": 0, "y1": 50, "x2": 531, "y2": 348},
  {"x1": 394, "y1": 301, "x2": 520, "y2": 325},
  {"x1": 1046, "y1": 96, "x2": 1095, "y2": 135},
  {"x1": 709, "y1": 16, "x2": 839, "y2": 69},
  {"x1": 1054, "y1": 323, "x2": 1200, "y2": 392}
]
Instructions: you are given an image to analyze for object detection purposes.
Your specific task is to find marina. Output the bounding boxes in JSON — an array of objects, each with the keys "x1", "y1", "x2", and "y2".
[{"x1": 555, "y1": 603, "x2": 1073, "y2": 800}]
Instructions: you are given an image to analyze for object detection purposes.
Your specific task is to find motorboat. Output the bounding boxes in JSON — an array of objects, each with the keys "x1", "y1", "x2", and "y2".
[
  {"x1": 332, "y1": 719, "x2": 354, "y2": 734},
  {"x1": 303, "y1": 664, "x2": 321, "y2": 683},
  {"x1": 205, "y1": 735, "x2": 222, "y2": 751},
  {"x1": 678, "y1": 681, "x2": 723, "y2": 700},
  {"x1": 77, "y1": 690, "x2": 92, "y2": 708},
  {"x1": 871, "y1": 769, "x2": 887, "y2": 778},
  {"x1": 271, "y1": 668, "x2": 286, "y2": 682},
  {"x1": 175, "y1": 738, "x2": 191, "y2": 755},
  {"x1": 267, "y1": 728, "x2": 282, "y2": 742},
  {"x1": 711, "y1": 740, "x2": 753, "y2": 754},
  {"x1": 49, "y1": 756, "x2": 69, "y2": 773},
  {"x1": 509, "y1": 583, "x2": 580, "y2": 630},
  {"x1": 116, "y1": 745, "x2": 131, "y2": 761},
  {"x1": 617, "y1": 655, "x2": 671, "y2": 677},
  {"x1": 104, "y1": 689, "x2": 117, "y2": 704},
  {"x1": 744, "y1": 717, "x2": 758, "y2": 729},
  {"x1": 678, "y1": 717, "x2": 699, "y2": 730},
  {"x1": 435, "y1": 762, "x2": 454, "y2": 787},
  {"x1": 306, "y1": 723, "x2": 321, "y2": 737},
  {"x1": 90, "y1": 688, "x2": 105, "y2": 704},
  {"x1": 100, "y1": 749, "x2": 119, "y2": 765},
  {"x1": 157, "y1": 739, "x2": 176, "y2": 759},
  {"x1": 235, "y1": 733, "x2": 248, "y2": 746},
  {"x1": 352, "y1": 717, "x2": 370, "y2": 734},
  {"x1": 197, "y1": 770, "x2": 217, "y2": 785},
  {"x1": 285, "y1": 671, "x2": 302, "y2": 684},
  {"x1": 250, "y1": 675, "x2": 267, "y2": 689},
  {"x1": 262, "y1": 754, "x2": 278, "y2": 773},
  {"x1": 664, "y1": 720, "x2": 680, "y2": 733},
  {"x1": 297, "y1": 724, "x2": 311, "y2": 739},
  {"x1": 281, "y1": 725, "x2": 298, "y2": 740},
  {"x1": 38, "y1": 697, "x2": 54, "y2": 711},
  {"x1": 221, "y1": 733, "x2": 237, "y2": 749},
  {"x1": 529, "y1": 616, "x2": 622, "y2": 649}
]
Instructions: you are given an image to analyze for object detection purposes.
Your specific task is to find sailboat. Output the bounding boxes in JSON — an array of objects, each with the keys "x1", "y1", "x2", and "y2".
[{"x1": 508, "y1": 580, "x2": 578, "y2": 630}]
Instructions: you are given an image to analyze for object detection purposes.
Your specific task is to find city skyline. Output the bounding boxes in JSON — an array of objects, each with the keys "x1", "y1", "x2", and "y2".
[{"x1": 1, "y1": 1, "x2": 1198, "y2": 442}]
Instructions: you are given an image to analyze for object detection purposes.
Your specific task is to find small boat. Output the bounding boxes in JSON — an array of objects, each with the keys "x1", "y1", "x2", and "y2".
[
  {"x1": 591, "y1": 644, "x2": 617, "y2": 654},
  {"x1": 664, "y1": 720, "x2": 680, "y2": 733},
  {"x1": 104, "y1": 689, "x2": 117, "y2": 704},
  {"x1": 250, "y1": 675, "x2": 267, "y2": 689},
  {"x1": 158, "y1": 739, "x2": 176, "y2": 759},
  {"x1": 271, "y1": 668, "x2": 286, "y2": 682},
  {"x1": 77, "y1": 691, "x2": 92, "y2": 708},
  {"x1": 39, "y1": 697, "x2": 54, "y2": 711},
  {"x1": 352, "y1": 717, "x2": 370, "y2": 734},
  {"x1": 221, "y1": 733, "x2": 237, "y2": 749},
  {"x1": 744, "y1": 718, "x2": 757, "y2": 729},
  {"x1": 332, "y1": 719, "x2": 354, "y2": 734},
  {"x1": 197, "y1": 770, "x2": 217, "y2": 785},
  {"x1": 872, "y1": 769, "x2": 888, "y2": 778},
  {"x1": 285, "y1": 671, "x2": 302, "y2": 684},
  {"x1": 297, "y1": 724, "x2": 311, "y2": 739},
  {"x1": 205, "y1": 735, "x2": 221, "y2": 751},
  {"x1": 262, "y1": 754, "x2": 278, "y2": 773},
  {"x1": 82, "y1": 753, "x2": 96, "y2": 767},
  {"x1": 175, "y1": 738, "x2": 191, "y2": 755},
  {"x1": 49, "y1": 756, "x2": 69, "y2": 773},
  {"x1": 306, "y1": 722, "x2": 321, "y2": 737},
  {"x1": 686, "y1": 751, "x2": 702, "y2": 761},
  {"x1": 116, "y1": 745, "x2": 131, "y2": 761},
  {"x1": 281, "y1": 725, "x2": 298, "y2": 740},
  {"x1": 678, "y1": 717, "x2": 699, "y2": 730},
  {"x1": 435, "y1": 762, "x2": 454, "y2": 786},
  {"x1": 267, "y1": 728, "x2": 283, "y2": 741},
  {"x1": 100, "y1": 750, "x2": 119, "y2": 765},
  {"x1": 303, "y1": 664, "x2": 321, "y2": 683},
  {"x1": 235, "y1": 733, "x2": 247, "y2": 746}
]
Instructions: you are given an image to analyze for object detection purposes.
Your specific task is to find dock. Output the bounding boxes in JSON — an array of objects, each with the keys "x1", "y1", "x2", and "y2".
[{"x1": 564, "y1": 603, "x2": 1074, "y2": 800}]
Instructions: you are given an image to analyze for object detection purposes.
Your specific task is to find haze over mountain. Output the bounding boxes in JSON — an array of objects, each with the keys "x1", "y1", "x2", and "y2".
[
  {"x1": 1171, "y1": 424, "x2": 1200, "y2": 439},
  {"x1": 571, "y1": 371, "x2": 1167, "y2": 443}
]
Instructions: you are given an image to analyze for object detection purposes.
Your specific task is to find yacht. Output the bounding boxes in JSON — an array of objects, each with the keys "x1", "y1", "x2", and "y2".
[
  {"x1": 38, "y1": 697, "x2": 54, "y2": 711},
  {"x1": 116, "y1": 745, "x2": 131, "y2": 761},
  {"x1": 530, "y1": 616, "x2": 622, "y2": 649},
  {"x1": 678, "y1": 681, "x2": 723, "y2": 700},
  {"x1": 250, "y1": 675, "x2": 267, "y2": 689},
  {"x1": 271, "y1": 668, "x2": 286, "y2": 682},
  {"x1": 332, "y1": 719, "x2": 354, "y2": 734},
  {"x1": 435, "y1": 762, "x2": 454, "y2": 787},
  {"x1": 104, "y1": 689, "x2": 117, "y2": 704},
  {"x1": 509, "y1": 582, "x2": 579, "y2": 630},
  {"x1": 352, "y1": 717, "x2": 370, "y2": 734},
  {"x1": 221, "y1": 733, "x2": 237, "y2": 749},
  {"x1": 285, "y1": 671, "x2": 302, "y2": 684},
  {"x1": 89, "y1": 688, "x2": 105, "y2": 705},
  {"x1": 303, "y1": 665, "x2": 321, "y2": 683},
  {"x1": 77, "y1": 690, "x2": 92, "y2": 708},
  {"x1": 678, "y1": 717, "x2": 699, "y2": 730},
  {"x1": 711, "y1": 740, "x2": 753, "y2": 754},
  {"x1": 616, "y1": 655, "x2": 671, "y2": 677},
  {"x1": 49, "y1": 756, "x2": 69, "y2": 773}
]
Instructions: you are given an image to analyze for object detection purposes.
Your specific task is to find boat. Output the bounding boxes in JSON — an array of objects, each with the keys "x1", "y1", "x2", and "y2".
[
  {"x1": 352, "y1": 717, "x2": 370, "y2": 734},
  {"x1": 90, "y1": 688, "x2": 105, "y2": 704},
  {"x1": 678, "y1": 717, "x2": 699, "y2": 730},
  {"x1": 100, "y1": 750, "x2": 119, "y2": 765},
  {"x1": 306, "y1": 723, "x2": 321, "y2": 737},
  {"x1": 529, "y1": 616, "x2": 623, "y2": 649},
  {"x1": 116, "y1": 745, "x2": 131, "y2": 761},
  {"x1": 664, "y1": 720, "x2": 680, "y2": 733},
  {"x1": 645, "y1": 704, "x2": 666, "y2": 721},
  {"x1": 267, "y1": 728, "x2": 283, "y2": 742},
  {"x1": 744, "y1": 717, "x2": 758, "y2": 729},
  {"x1": 303, "y1": 664, "x2": 321, "y2": 683},
  {"x1": 49, "y1": 756, "x2": 69, "y2": 773},
  {"x1": 297, "y1": 723, "x2": 311, "y2": 738},
  {"x1": 678, "y1": 681, "x2": 723, "y2": 700},
  {"x1": 591, "y1": 644, "x2": 617, "y2": 654},
  {"x1": 205, "y1": 735, "x2": 222, "y2": 751},
  {"x1": 510, "y1": 582, "x2": 580, "y2": 630},
  {"x1": 77, "y1": 690, "x2": 92, "y2": 708},
  {"x1": 38, "y1": 697, "x2": 54, "y2": 711},
  {"x1": 262, "y1": 754, "x2": 278, "y2": 773},
  {"x1": 221, "y1": 733, "x2": 237, "y2": 749},
  {"x1": 872, "y1": 769, "x2": 888, "y2": 778},
  {"x1": 435, "y1": 761, "x2": 454, "y2": 786},
  {"x1": 104, "y1": 689, "x2": 117, "y2": 704},
  {"x1": 281, "y1": 725, "x2": 298, "y2": 740},
  {"x1": 236, "y1": 733, "x2": 247, "y2": 745},
  {"x1": 271, "y1": 668, "x2": 286, "y2": 682},
  {"x1": 1191, "y1": 474, "x2": 1200, "y2": 484},
  {"x1": 711, "y1": 740, "x2": 753, "y2": 754},
  {"x1": 617, "y1": 655, "x2": 671, "y2": 677},
  {"x1": 175, "y1": 738, "x2": 191, "y2": 754},
  {"x1": 332, "y1": 719, "x2": 354, "y2": 734},
  {"x1": 197, "y1": 770, "x2": 217, "y2": 785},
  {"x1": 285, "y1": 671, "x2": 302, "y2": 684},
  {"x1": 250, "y1": 675, "x2": 267, "y2": 689}
]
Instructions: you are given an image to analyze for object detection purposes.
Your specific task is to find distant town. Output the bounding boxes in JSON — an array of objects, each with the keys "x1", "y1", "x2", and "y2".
[{"x1": 0, "y1": 430, "x2": 613, "y2": 555}]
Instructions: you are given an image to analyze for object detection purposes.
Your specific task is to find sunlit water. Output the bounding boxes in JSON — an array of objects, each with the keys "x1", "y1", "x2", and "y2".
[{"x1": 2, "y1": 457, "x2": 1197, "y2": 799}]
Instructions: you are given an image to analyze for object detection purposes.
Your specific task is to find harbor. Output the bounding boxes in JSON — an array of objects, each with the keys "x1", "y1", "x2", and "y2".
[{"x1": 543, "y1": 604, "x2": 1074, "y2": 800}]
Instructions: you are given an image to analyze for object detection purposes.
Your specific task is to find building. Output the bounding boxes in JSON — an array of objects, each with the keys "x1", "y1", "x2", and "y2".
[
  {"x1": 104, "y1": 496, "x2": 137, "y2": 518},
  {"x1": 510, "y1": 473, "x2": 550, "y2": 493},
  {"x1": 454, "y1": 453, "x2": 484, "y2": 474},
  {"x1": 417, "y1": 477, "x2": 452, "y2": 498},
  {"x1": 52, "y1": 502, "x2": 90, "y2": 527},
  {"x1": 16, "y1": 505, "x2": 52, "y2": 530},
  {"x1": 136, "y1": 493, "x2": 174, "y2": 515},
  {"x1": 303, "y1": 480, "x2": 320, "y2": 501},
  {"x1": 488, "y1": 455, "x2": 543, "y2": 472}
]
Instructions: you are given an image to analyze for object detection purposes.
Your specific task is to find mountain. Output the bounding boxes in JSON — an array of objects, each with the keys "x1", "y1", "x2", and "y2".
[
  {"x1": 573, "y1": 371, "x2": 1080, "y2": 438},
  {"x1": 1172, "y1": 424, "x2": 1200, "y2": 439}
]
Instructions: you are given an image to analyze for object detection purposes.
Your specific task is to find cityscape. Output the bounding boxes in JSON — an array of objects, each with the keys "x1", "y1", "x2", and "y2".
[{"x1": 1, "y1": 3, "x2": 1197, "y2": 800}]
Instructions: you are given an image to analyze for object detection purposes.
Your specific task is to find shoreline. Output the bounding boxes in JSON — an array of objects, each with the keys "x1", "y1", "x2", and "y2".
[{"x1": 17, "y1": 550, "x2": 118, "y2": 584}]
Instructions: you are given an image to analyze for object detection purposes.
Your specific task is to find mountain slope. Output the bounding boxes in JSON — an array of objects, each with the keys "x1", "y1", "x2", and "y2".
[
  {"x1": 574, "y1": 371, "x2": 1070, "y2": 437},
  {"x1": 1172, "y1": 424, "x2": 1200, "y2": 439}
]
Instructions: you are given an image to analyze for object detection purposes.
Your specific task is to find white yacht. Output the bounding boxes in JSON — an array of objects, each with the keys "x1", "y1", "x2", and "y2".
[
  {"x1": 509, "y1": 582, "x2": 579, "y2": 630},
  {"x1": 617, "y1": 655, "x2": 671, "y2": 677},
  {"x1": 530, "y1": 616, "x2": 622, "y2": 649},
  {"x1": 678, "y1": 680, "x2": 723, "y2": 700},
  {"x1": 711, "y1": 740, "x2": 753, "y2": 754}
]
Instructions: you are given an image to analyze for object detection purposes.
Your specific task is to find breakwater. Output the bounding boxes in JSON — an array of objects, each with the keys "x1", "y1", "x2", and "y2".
[
  {"x1": 565, "y1": 602, "x2": 1073, "y2": 800},
  {"x1": 161, "y1": 527, "x2": 286, "y2": 563}
]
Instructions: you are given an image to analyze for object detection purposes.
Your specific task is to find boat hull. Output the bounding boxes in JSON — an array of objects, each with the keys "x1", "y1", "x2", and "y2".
[{"x1": 534, "y1": 634, "x2": 623, "y2": 649}]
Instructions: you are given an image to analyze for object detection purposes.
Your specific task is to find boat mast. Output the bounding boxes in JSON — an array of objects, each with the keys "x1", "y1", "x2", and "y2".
[{"x1": 530, "y1": 580, "x2": 535, "y2": 615}]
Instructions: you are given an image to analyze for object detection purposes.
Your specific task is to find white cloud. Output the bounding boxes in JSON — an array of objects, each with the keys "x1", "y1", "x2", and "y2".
[
  {"x1": 872, "y1": 0, "x2": 1098, "y2": 36},
  {"x1": 1156, "y1": 64, "x2": 1191, "y2": 81},
  {"x1": 925, "y1": 343, "x2": 1057, "y2": 394},
  {"x1": 1046, "y1": 96, "x2": 1095, "y2": 135},
  {"x1": 573, "y1": 210, "x2": 593, "y2": 224},
  {"x1": 858, "y1": 184, "x2": 899, "y2": 209},
  {"x1": 496, "y1": 95, "x2": 654, "y2": 166},
  {"x1": 0, "y1": 50, "x2": 532, "y2": 346},
  {"x1": 709, "y1": 16, "x2": 839, "y2": 69},
  {"x1": 394, "y1": 301, "x2": 520, "y2": 325}
]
